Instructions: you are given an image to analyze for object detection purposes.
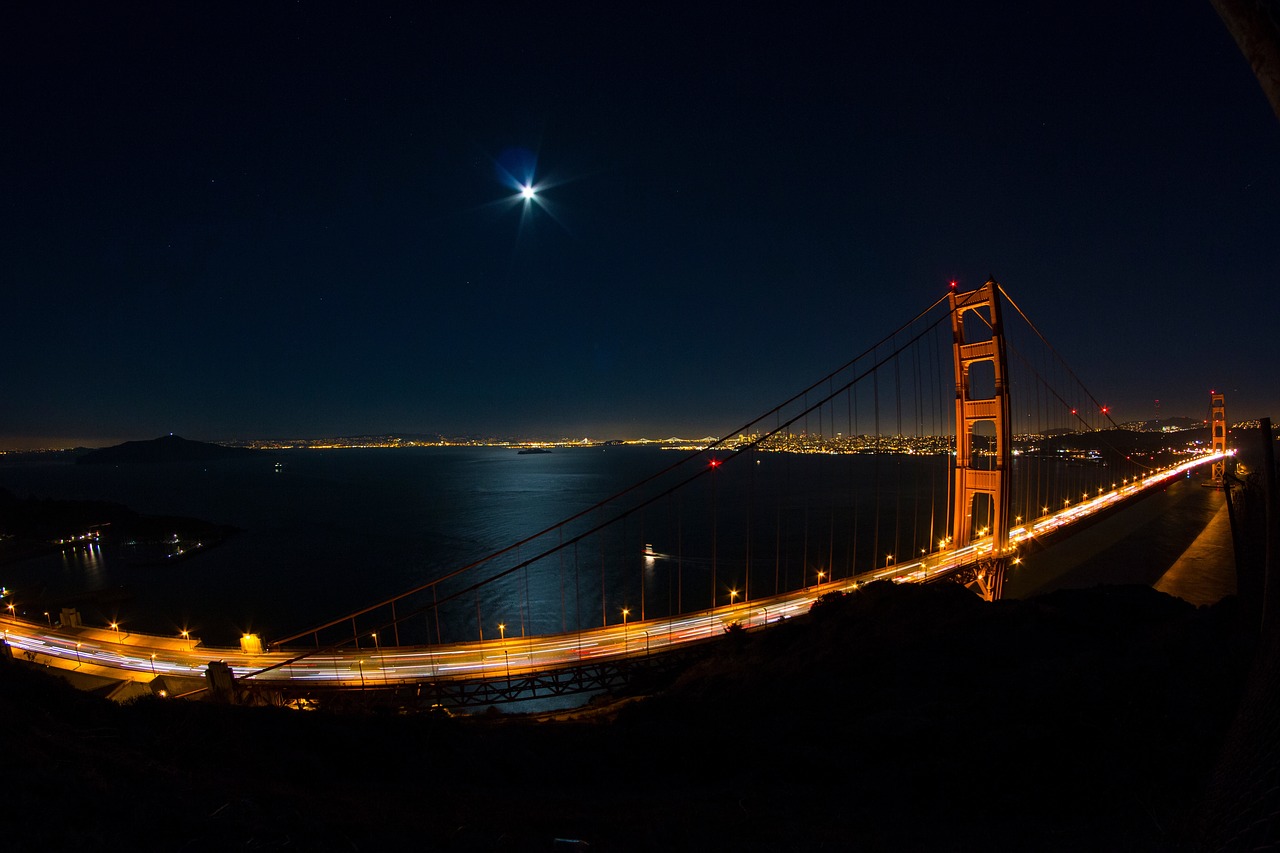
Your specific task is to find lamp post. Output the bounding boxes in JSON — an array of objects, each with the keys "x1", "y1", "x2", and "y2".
[
  {"x1": 885, "y1": 554, "x2": 894, "y2": 570},
  {"x1": 180, "y1": 630, "x2": 191, "y2": 652},
  {"x1": 43, "y1": 611, "x2": 51, "y2": 628},
  {"x1": 109, "y1": 622, "x2": 120, "y2": 642},
  {"x1": 75, "y1": 643, "x2": 82, "y2": 668},
  {"x1": 621, "y1": 608, "x2": 630, "y2": 655},
  {"x1": 728, "y1": 588, "x2": 739, "y2": 607},
  {"x1": 6, "y1": 603, "x2": 15, "y2": 622},
  {"x1": 149, "y1": 653, "x2": 157, "y2": 677},
  {"x1": 372, "y1": 632, "x2": 387, "y2": 686}
]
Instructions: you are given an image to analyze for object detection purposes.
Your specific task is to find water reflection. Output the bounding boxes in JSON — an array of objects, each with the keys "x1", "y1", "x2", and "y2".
[{"x1": 59, "y1": 542, "x2": 105, "y2": 586}]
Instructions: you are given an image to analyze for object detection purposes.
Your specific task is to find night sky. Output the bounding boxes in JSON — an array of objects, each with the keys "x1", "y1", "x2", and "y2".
[{"x1": 3, "y1": 3, "x2": 1277, "y2": 449}]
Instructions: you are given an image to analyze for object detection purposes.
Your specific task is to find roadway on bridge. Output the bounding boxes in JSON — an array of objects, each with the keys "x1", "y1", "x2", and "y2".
[{"x1": 1004, "y1": 464, "x2": 1230, "y2": 601}]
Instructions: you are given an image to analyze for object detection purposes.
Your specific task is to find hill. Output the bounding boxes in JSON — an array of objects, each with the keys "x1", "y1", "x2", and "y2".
[{"x1": 76, "y1": 434, "x2": 262, "y2": 464}]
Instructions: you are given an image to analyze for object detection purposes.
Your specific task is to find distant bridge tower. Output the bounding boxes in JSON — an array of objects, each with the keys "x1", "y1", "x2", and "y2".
[
  {"x1": 1210, "y1": 391, "x2": 1227, "y2": 484},
  {"x1": 949, "y1": 279, "x2": 1013, "y2": 601}
]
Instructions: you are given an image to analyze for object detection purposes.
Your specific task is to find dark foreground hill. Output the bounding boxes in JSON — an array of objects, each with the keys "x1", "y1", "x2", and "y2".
[{"x1": 1, "y1": 582, "x2": 1267, "y2": 852}]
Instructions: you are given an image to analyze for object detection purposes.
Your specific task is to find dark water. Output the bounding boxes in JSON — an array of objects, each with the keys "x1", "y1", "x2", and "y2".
[{"x1": 0, "y1": 446, "x2": 1127, "y2": 647}]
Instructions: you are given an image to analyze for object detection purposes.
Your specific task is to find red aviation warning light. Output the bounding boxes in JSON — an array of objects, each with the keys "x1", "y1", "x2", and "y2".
[
  {"x1": 949, "y1": 280, "x2": 958, "y2": 290},
  {"x1": 708, "y1": 458, "x2": 722, "y2": 469}
]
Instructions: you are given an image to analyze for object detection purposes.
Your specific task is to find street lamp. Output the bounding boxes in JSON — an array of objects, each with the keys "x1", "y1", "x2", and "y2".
[
  {"x1": 5, "y1": 603, "x2": 14, "y2": 622},
  {"x1": 885, "y1": 554, "x2": 894, "y2": 569},
  {"x1": 43, "y1": 611, "x2": 51, "y2": 627},
  {"x1": 621, "y1": 608, "x2": 630, "y2": 655},
  {"x1": 498, "y1": 622, "x2": 506, "y2": 642},
  {"x1": 180, "y1": 630, "x2": 191, "y2": 652},
  {"x1": 109, "y1": 622, "x2": 120, "y2": 641},
  {"x1": 75, "y1": 643, "x2": 82, "y2": 668},
  {"x1": 728, "y1": 588, "x2": 739, "y2": 606},
  {"x1": 815, "y1": 570, "x2": 826, "y2": 589},
  {"x1": 149, "y1": 653, "x2": 157, "y2": 677},
  {"x1": 372, "y1": 632, "x2": 387, "y2": 686}
]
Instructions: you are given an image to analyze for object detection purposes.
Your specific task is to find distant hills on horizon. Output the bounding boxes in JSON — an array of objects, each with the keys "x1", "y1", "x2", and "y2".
[
  {"x1": 6, "y1": 415, "x2": 1260, "y2": 456},
  {"x1": 75, "y1": 434, "x2": 262, "y2": 464}
]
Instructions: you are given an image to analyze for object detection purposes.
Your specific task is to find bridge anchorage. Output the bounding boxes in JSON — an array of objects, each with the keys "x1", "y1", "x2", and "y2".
[{"x1": 948, "y1": 279, "x2": 1013, "y2": 602}]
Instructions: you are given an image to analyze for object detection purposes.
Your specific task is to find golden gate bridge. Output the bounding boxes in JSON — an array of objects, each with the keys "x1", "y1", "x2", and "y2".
[{"x1": 1, "y1": 281, "x2": 1228, "y2": 706}]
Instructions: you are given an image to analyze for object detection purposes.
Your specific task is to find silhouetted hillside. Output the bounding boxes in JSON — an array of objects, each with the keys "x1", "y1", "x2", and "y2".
[{"x1": 76, "y1": 434, "x2": 261, "y2": 464}]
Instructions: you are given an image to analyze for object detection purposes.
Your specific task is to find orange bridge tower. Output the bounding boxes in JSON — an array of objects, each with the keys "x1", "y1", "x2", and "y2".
[
  {"x1": 1210, "y1": 391, "x2": 1227, "y2": 484},
  {"x1": 949, "y1": 279, "x2": 1013, "y2": 601}
]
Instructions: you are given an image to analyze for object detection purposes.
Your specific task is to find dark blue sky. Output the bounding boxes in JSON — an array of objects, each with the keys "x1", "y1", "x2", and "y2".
[{"x1": 3, "y1": 2, "x2": 1277, "y2": 448}]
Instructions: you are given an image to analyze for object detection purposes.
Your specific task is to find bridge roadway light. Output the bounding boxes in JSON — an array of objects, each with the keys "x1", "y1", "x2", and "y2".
[
  {"x1": 497, "y1": 622, "x2": 505, "y2": 642},
  {"x1": 885, "y1": 555, "x2": 894, "y2": 569},
  {"x1": 729, "y1": 588, "x2": 739, "y2": 605},
  {"x1": 75, "y1": 643, "x2": 82, "y2": 667},
  {"x1": 621, "y1": 608, "x2": 630, "y2": 655}
]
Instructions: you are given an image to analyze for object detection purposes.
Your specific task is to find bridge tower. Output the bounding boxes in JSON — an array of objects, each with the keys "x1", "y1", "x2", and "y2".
[
  {"x1": 949, "y1": 279, "x2": 1013, "y2": 601},
  {"x1": 1210, "y1": 391, "x2": 1227, "y2": 484}
]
